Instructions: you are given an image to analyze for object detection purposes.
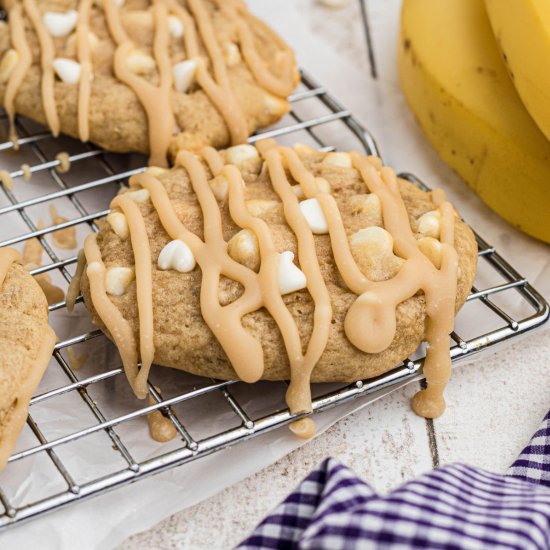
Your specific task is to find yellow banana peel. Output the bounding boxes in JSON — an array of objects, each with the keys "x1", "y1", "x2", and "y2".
[
  {"x1": 398, "y1": 0, "x2": 550, "y2": 243},
  {"x1": 485, "y1": 0, "x2": 550, "y2": 143}
]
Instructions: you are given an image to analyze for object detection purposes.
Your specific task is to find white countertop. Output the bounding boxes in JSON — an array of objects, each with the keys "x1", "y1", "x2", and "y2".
[{"x1": 117, "y1": 0, "x2": 550, "y2": 548}]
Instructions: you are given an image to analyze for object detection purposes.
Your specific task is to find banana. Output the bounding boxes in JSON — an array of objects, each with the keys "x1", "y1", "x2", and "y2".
[
  {"x1": 398, "y1": 0, "x2": 550, "y2": 243},
  {"x1": 484, "y1": 0, "x2": 550, "y2": 143}
]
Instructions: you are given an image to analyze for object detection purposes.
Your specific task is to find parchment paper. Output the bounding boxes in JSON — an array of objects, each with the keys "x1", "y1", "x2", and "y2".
[{"x1": 0, "y1": 1, "x2": 548, "y2": 548}]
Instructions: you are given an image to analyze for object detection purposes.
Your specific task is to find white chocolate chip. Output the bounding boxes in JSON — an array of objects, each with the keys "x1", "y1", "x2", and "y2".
[
  {"x1": 168, "y1": 15, "x2": 184, "y2": 38},
  {"x1": 226, "y1": 144, "x2": 259, "y2": 165},
  {"x1": 349, "y1": 193, "x2": 382, "y2": 221},
  {"x1": 53, "y1": 58, "x2": 81, "y2": 84},
  {"x1": 360, "y1": 193, "x2": 381, "y2": 213},
  {"x1": 224, "y1": 42, "x2": 241, "y2": 67},
  {"x1": 417, "y1": 210, "x2": 441, "y2": 239},
  {"x1": 126, "y1": 51, "x2": 156, "y2": 75},
  {"x1": 227, "y1": 229, "x2": 260, "y2": 272},
  {"x1": 125, "y1": 188, "x2": 150, "y2": 203},
  {"x1": 315, "y1": 177, "x2": 331, "y2": 194},
  {"x1": 209, "y1": 174, "x2": 229, "y2": 202},
  {"x1": 44, "y1": 10, "x2": 78, "y2": 37},
  {"x1": 417, "y1": 237, "x2": 442, "y2": 269},
  {"x1": 299, "y1": 198, "x2": 329, "y2": 234},
  {"x1": 279, "y1": 251, "x2": 307, "y2": 295},
  {"x1": 145, "y1": 166, "x2": 166, "y2": 177},
  {"x1": 0, "y1": 49, "x2": 18, "y2": 83},
  {"x1": 105, "y1": 267, "x2": 135, "y2": 296},
  {"x1": 351, "y1": 227, "x2": 404, "y2": 281},
  {"x1": 264, "y1": 93, "x2": 289, "y2": 116},
  {"x1": 157, "y1": 239, "x2": 196, "y2": 273},
  {"x1": 350, "y1": 226, "x2": 394, "y2": 256},
  {"x1": 322, "y1": 152, "x2": 352, "y2": 168},
  {"x1": 348, "y1": 194, "x2": 383, "y2": 229},
  {"x1": 106, "y1": 212, "x2": 129, "y2": 240},
  {"x1": 172, "y1": 59, "x2": 197, "y2": 93},
  {"x1": 246, "y1": 199, "x2": 278, "y2": 217},
  {"x1": 114, "y1": 0, "x2": 125, "y2": 7}
]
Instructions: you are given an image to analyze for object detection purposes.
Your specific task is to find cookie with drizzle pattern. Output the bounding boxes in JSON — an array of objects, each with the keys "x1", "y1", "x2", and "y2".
[
  {"x1": 0, "y1": 0, "x2": 298, "y2": 166},
  {"x1": 78, "y1": 142, "x2": 477, "y2": 435}
]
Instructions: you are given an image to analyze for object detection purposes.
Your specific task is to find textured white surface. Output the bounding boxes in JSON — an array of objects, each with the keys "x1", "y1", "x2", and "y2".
[{"x1": 117, "y1": 0, "x2": 550, "y2": 548}]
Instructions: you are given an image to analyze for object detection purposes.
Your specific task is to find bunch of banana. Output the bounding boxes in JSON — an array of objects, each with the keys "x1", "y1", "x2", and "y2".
[{"x1": 398, "y1": 0, "x2": 550, "y2": 243}]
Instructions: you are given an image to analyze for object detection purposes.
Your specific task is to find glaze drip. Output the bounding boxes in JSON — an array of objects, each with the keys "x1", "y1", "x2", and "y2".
[
  {"x1": 4, "y1": 5, "x2": 32, "y2": 145},
  {"x1": 82, "y1": 142, "x2": 461, "y2": 433},
  {"x1": 76, "y1": 0, "x2": 93, "y2": 142},
  {"x1": 23, "y1": 0, "x2": 60, "y2": 136},
  {"x1": 84, "y1": 233, "x2": 141, "y2": 396}
]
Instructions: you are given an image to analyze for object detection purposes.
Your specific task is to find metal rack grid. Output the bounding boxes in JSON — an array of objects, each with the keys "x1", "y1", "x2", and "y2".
[{"x1": 0, "y1": 69, "x2": 547, "y2": 531}]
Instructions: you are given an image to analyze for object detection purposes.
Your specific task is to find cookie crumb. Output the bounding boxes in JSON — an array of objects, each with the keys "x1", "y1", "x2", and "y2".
[
  {"x1": 147, "y1": 390, "x2": 178, "y2": 443},
  {"x1": 55, "y1": 152, "x2": 71, "y2": 174},
  {"x1": 67, "y1": 346, "x2": 88, "y2": 371},
  {"x1": 26, "y1": 262, "x2": 65, "y2": 306},
  {"x1": 49, "y1": 204, "x2": 77, "y2": 249},
  {"x1": 23, "y1": 223, "x2": 65, "y2": 306},
  {"x1": 21, "y1": 163, "x2": 32, "y2": 182},
  {"x1": 23, "y1": 220, "x2": 44, "y2": 266},
  {"x1": 0, "y1": 170, "x2": 13, "y2": 190}
]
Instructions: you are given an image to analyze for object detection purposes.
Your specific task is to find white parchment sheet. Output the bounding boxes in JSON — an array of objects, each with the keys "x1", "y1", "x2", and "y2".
[{"x1": 0, "y1": 1, "x2": 548, "y2": 548}]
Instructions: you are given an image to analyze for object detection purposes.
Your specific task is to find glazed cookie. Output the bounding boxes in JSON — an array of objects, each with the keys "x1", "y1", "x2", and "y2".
[
  {"x1": 0, "y1": 248, "x2": 56, "y2": 469},
  {"x1": 78, "y1": 141, "x2": 477, "y2": 436},
  {"x1": 0, "y1": 0, "x2": 298, "y2": 166}
]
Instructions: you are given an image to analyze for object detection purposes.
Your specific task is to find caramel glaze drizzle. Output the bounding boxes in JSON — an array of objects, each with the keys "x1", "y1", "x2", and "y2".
[
  {"x1": 169, "y1": 0, "x2": 248, "y2": 146},
  {"x1": 22, "y1": 0, "x2": 60, "y2": 136},
  {"x1": 84, "y1": 233, "x2": 142, "y2": 395},
  {"x1": 3, "y1": 0, "x2": 296, "y2": 164},
  {"x1": 254, "y1": 142, "x2": 332, "y2": 419},
  {"x1": 76, "y1": 0, "x2": 93, "y2": 142},
  {"x1": 83, "y1": 142, "x2": 460, "y2": 436},
  {"x1": 0, "y1": 247, "x2": 56, "y2": 469},
  {"x1": 216, "y1": 0, "x2": 298, "y2": 98},
  {"x1": 104, "y1": 0, "x2": 174, "y2": 167},
  {"x1": 84, "y1": 193, "x2": 156, "y2": 399},
  {"x1": 329, "y1": 153, "x2": 458, "y2": 418},
  {"x1": 109, "y1": 193, "x2": 155, "y2": 395},
  {"x1": 66, "y1": 248, "x2": 86, "y2": 312},
  {"x1": 5, "y1": 5, "x2": 32, "y2": 145}
]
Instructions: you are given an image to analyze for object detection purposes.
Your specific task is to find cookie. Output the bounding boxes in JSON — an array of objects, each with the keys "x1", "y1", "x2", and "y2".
[
  {"x1": 78, "y1": 141, "x2": 477, "y2": 436},
  {"x1": 0, "y1": 248, "x2": 56, "y2": 469},
  {"x1": 0, "y1": 0, "x2": 298, "y2": 166}
]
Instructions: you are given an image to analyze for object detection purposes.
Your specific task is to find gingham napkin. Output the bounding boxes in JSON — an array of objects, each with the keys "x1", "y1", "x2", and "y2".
[{"x1": 238, "y1": 410, "x2": 550, "y2": 549}]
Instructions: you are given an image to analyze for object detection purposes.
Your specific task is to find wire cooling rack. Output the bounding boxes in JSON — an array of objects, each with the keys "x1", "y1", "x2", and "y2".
[{"x1": 0, "y1": 69, "x2": 548, "y2": 530}]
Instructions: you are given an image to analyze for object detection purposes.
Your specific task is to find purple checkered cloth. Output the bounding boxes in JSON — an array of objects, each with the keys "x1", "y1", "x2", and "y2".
[{"x1": 238, "y1": 410, "x2": 550, "y2": 549}]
